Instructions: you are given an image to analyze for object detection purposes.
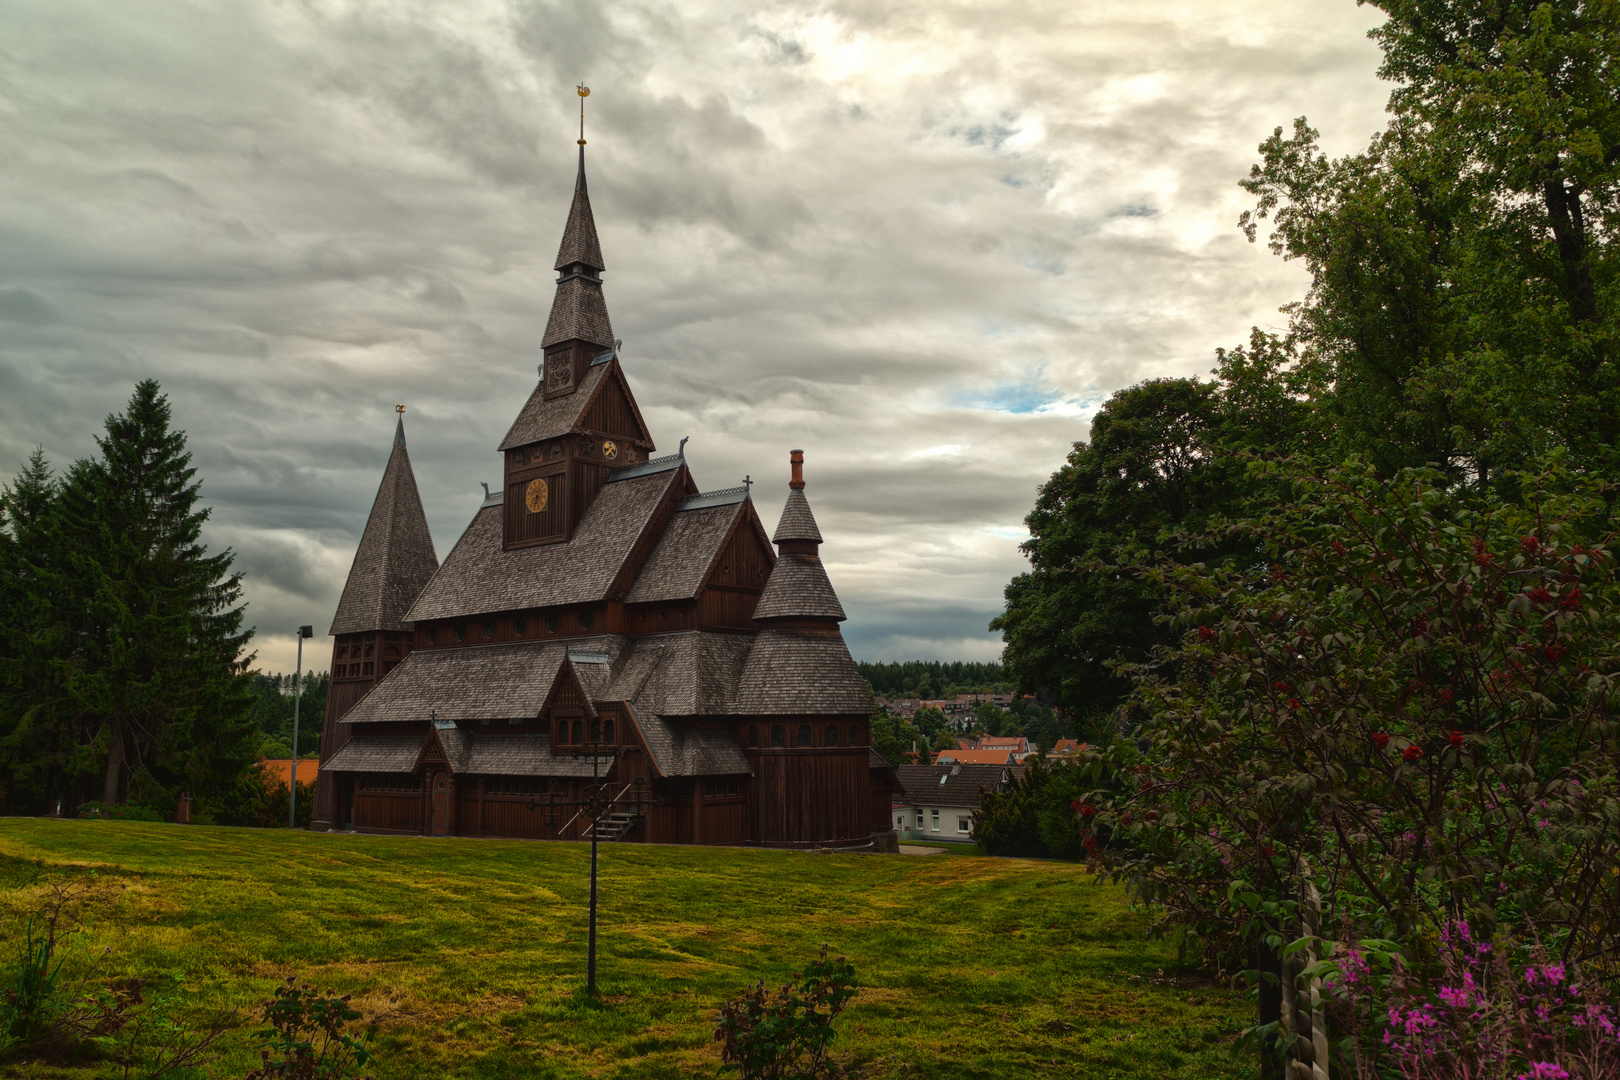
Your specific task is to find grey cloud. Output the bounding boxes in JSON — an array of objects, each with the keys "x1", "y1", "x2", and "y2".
[{"x1": 0, "y1": 0, "x2": 1390, "y2": 670}]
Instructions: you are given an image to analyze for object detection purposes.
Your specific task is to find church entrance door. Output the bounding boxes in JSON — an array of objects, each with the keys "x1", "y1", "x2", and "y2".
[{"x1": 431, "y1": 773, "x2": 449, "y2": 836}]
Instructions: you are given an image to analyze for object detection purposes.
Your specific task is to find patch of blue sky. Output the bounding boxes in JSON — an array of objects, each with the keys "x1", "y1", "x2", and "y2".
[{"x1": 958, "y1": 381, "x2": 1052, "y2": 414}]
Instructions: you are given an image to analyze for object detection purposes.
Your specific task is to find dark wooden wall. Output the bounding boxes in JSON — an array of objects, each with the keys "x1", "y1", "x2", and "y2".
[{"x1": 747, "y1": 746, "x2": 871, "y2": 846}]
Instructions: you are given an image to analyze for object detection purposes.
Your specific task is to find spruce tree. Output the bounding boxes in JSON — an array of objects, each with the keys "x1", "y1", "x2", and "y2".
[
  {"x1": 54, "y1": 381, "x2": 256, "y2": 811},
  {"x1": 0, "y1": 449, "x2": 69, "y2": 814}
]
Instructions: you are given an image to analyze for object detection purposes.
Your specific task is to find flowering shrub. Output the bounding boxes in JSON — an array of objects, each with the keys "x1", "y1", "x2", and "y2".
[
  {"x1": 1323, "y1": 921, "x2": 1620, "y2": 1079},
  {"x1": 1085, "y1": 463, "x2": 1620, "y2": 970}
]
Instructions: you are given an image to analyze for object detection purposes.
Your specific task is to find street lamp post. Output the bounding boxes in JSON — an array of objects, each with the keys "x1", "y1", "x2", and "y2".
[{"x1": 289, "y1": 625, "x2": 313, "y2": 829}]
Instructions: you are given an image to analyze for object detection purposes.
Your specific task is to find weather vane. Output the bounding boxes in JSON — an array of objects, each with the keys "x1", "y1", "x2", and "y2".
[
  {"x1": 396, "y1": 404, "x2": 405, "y2": 414},
  {"x1": 577, "y1": 82, "x2": 589, "y2": 146}
]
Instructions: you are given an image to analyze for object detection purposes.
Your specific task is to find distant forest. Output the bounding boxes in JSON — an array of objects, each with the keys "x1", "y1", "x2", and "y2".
[{"x1": 857, "y1": 661, "x2": 1007, "y2": 698}]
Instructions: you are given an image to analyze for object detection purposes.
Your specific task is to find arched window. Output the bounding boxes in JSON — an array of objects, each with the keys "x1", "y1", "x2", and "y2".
[
  {"x1": 589, "y1": 719, "x2": 601, "y2": 743},
  {"x1": 850, "y1": 723, "x2": 862, "y2": 746},
  {"x1": 770, "y1": 725, "x2": 786, "y2": 748},
  {"x1": 514, "y1": 616, "x2": 527, "y2": 637},
  {"x1": 797, "y1": 724, "x2": 813, "y2": 747},
  {"x1": 556, "y1": 720, "x2": 568, "y2": 745},
  {"x1": 603, "y1": 718, "x2": 615, "y2": 743},
  {"x1": 825, "y1": 724, "x2": 839, "y2": 747},
  {"x1": 483, "y1": 619, "x2": 496, "y2": 640},
  {"x1": 546, "y1": 611, "x2": 561, "y2": 633},
  {"x1": 747, "y1": 725, "x2": 759, "y2": 748},
  {"x1": 572, "y1": 719, "x2": 583, "y2": 744},
  {"x1": 454, "y1": 623, "x2": 467, "y2": 642},
  {"x1": 579, "y1": 607, "x2": 595, "y2": 630}
]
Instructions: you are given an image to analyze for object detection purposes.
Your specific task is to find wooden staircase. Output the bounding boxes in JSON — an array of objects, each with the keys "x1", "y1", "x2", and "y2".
[{"x1": 584, "y1": 812, "x2": 638, "y2": 842}]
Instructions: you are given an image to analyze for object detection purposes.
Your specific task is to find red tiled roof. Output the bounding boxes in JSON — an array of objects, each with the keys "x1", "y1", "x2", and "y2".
[
  {"x1": 257, "y1": 759, "x2": 320, "y2": 789},
  {"x1": 933, "y1": 748, "x2": 1014, "y2": 765}
]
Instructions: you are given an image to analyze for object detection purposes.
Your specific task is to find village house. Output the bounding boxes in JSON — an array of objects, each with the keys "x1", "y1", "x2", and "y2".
[{"x1": 891, "y1": 762, "x2": 1012, "y2": 843}]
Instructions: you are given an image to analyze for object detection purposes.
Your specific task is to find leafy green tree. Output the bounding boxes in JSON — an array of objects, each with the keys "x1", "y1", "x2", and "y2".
[
  {"x1": 993, "y1": 359, "x2": 1309, "y2": 717},
  {"x1": 869, "y1": 710, "x2": 913, "y2": 770},
  {"x1": 929, "y1": 729, "x2": 958, "y2": 753},
  {"x1": 52, "y1": 381, "x2": 257, "y2": 813},
  {"x1": 1240, "y1": 1, "x2": 1620, "y2": 478}
]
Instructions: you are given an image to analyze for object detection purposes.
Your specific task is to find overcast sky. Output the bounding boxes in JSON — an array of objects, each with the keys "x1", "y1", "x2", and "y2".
[{"x1": 0, "y1": 0, "x2": 1392, "y2": 672}]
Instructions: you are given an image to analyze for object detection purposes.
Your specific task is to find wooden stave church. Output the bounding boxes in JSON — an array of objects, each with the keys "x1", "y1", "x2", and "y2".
[{"x1": 310, "y1": 138, "x2": 901, "y2": 848}]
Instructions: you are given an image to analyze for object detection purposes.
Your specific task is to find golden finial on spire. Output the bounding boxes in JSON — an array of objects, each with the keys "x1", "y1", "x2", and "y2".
[
  {"x1": 396, "y1": 403, "x2": 406, "y2": 414},
  {"x1": 577, "y1": 83, "x2": 589, "y2": 146}
]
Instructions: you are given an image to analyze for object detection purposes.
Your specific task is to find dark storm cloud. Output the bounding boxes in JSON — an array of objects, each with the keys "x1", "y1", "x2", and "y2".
[{"x1": 0, "y1": 0, "x2": 1390, "y2": 669}]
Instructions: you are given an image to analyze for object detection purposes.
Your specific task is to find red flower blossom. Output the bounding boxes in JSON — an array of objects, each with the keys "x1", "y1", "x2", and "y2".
[
  {"x1": 1198, "y1": 626, "x2": 1215, "y2": 643},
  {"x1": 1288, "y1": 698, "x2": 1302, "y2": 710},
  {"x1": 1270, "y1": 564, "x2": 1286, "y2": 583},
  {"x1": 1374, "y1": 732, "x2": 1391, "y2": 748},
  {"x1": 1472, "y1": 538, "x2": 1494, "y2": 567},
  {"x1": 1331, "y1": 540, "x2": 1348, "y2": 556},
  {"x1": 1561, "y1": 587, "x2": 1582, "y2": 611},
  {"x1": 1078, "y1": 803, "x2": 1096, "y2": 819},
  {"x1": 1438, "y1": 687, "x2": 1453, "y2": 703},
  {"x1": 1261, "y1": 844, "x2": 1276, "y2": 858},
  {"x1": 1521, "y1": 536, "x2": 1540, "y2": 554},
  {"x1": 1274, "y1": 680, "x2": 1291, "y2": 693},
  {"x1": 1082, "y1": 835, "x2": 1099, "y2": 853},
  {"x1": 1528, "y1": 586, "x2": 1552, "y2": 605},
  {"x1": 1546, "y1": 644, "x2": 1567, "y2": 663},
  {"x1": 1449, "y1": 730, "x2": 1464, "y2": 747},
  {"x1": 1413, "y1": 616, "x2": 1429, "y2": 634},
  {"x1": 1069, "y1": 798, "x2": 1081, "y2": 812},
  {"x1": 1404, "y1": 745, "x2": 1423, "y2": 761}
]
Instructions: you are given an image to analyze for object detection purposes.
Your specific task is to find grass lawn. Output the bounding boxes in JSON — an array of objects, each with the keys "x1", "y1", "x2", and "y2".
[{"x1": 0, "y1": 820, "x2": 1251, "y2": 1079}]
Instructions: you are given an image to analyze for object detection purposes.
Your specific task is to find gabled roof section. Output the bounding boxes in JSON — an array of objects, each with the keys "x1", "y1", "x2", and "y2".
[
  {"x1": 405, "y1": 465, "x2": 684, "y2": 621},
  {"x1": 772, "y1": 489, "x2": 823, "y2": 545},
  {"x1": 498, "y1": 360, "x2": 652, "y2": 452},
  {"x1": 733, "y1": 629, "x2": 873, "y2": 716},
  {"x1": 321, "y1": 733, "x2": 422, "y2": 773},
  {"x1": 339, "y1": 637, "x2": 617, "y2": 724},
  {"x1": 893, "y1": 763, "x2": 1008, "y2": 809},
  {"x1": 624, "y1": 499, "x2": 749, "y2": 605},
  {"x1": 330, "y1": 425, "x2": 440, "y2": 636},
  {"x1": 752, "y1": 553, "x2": 845, "y2": 621}
]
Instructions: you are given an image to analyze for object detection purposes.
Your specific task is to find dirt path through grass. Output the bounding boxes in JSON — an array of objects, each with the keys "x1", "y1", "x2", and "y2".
[{"x1": 0, "y1": 820, "x2": 1248, "y2": 1079}]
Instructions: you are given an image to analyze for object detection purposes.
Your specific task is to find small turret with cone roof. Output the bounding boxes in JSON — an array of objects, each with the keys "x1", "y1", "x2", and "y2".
[
  {"x1": 754, "y1": 450, "x2": 846, "y2": 624},
  {"x1": 312, "y1": 406, "x2": 440, "y2": 829}
]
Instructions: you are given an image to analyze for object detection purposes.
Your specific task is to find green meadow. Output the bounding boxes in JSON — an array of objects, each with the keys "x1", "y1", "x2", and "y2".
[{"x1": 0, "y1": 820, "x2": 1249, "y2": 1079}]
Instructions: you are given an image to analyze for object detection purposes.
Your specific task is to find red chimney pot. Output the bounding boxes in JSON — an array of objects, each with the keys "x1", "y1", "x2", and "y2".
[{"x1": 789, "y1": 449, "x2": 805, "y2": 489}]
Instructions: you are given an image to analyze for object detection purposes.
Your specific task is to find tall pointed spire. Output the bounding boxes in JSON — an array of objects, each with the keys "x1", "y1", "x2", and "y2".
[
  {"x1": 544, "y1": 84, "x2": 612, "y2": 353},
  {"x1": 755, "y1": 450, "x2": 844, "y2": 622},
  {"x1": 329, "y1": 413, "x2": 440, "y2": 636}
]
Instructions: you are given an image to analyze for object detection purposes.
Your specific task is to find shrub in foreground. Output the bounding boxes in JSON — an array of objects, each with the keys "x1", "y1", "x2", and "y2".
[{"x1": 714, "y1": 945, "x2": 858, "y2": 1079}]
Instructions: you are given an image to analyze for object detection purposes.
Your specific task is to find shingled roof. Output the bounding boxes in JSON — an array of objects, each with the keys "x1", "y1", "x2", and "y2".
[
  {"x1": 405, "y1": 464, "x2": 683, "y2": 621},
  {"x1": 339, "y1": 638, "x2": 613, "y2": 724},
  {"x1": 733, "y1": 629, "x2": 873, "y2": 716},
  {"x1": 625, "y1": 499, "x2": 753, "y2": 604},
  {"x1": 771, "y1": 489, "x2": 823, "y2": 545},
  {"x1": 329, "y1": 420, "x2": 439, "y2": 636},
  {"x1": 498, "y1": 362, "x2": 606, "y2": 452},
  {"x1": 555, "y1": 152, "x2": 605, "y2": 271},
  {"x1": 753, "y1": 553, "x2": 845, "y2": 621},
  {"x1": 893, "y1": 763, "x2": 1009, "y2": 809},
  {"x1": 543, "y1": 275, "x2": 614, "y2": 350},
  {"x1": 322, "y1": 733, "x2": 422, "y2": 773}
]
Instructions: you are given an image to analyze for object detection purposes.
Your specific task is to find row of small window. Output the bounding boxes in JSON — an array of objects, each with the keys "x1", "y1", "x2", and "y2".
[
  {"x1": 486, "y1": 777, "x2": 562, "y2": 797},
  {"x1": 356, "y1": 774, "x2": 416, "y2": 792},
  {"x1": 426, "y1": 609, "x2": 595, "y2": 644},
  {"x1": 897, "y1": 810, "x2": 972, "y2": 834},
  {"x1": 337, "y1": 661, "x2": 375, "y2": 679},
  {"x1": 555, "y1": 717, "x2": 616, "y2": 745},
  {"x1": 745, "y1": 723, "x2": 860, "y2": 748}
]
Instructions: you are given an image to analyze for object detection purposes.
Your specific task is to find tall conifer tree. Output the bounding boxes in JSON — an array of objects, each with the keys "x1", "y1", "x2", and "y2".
[
  {"x1": 53, "y1": 381, "x2": 256, "y2": 810},
  {"x1": 0, "y1": 450, "x2": 68, "y2": 814}
]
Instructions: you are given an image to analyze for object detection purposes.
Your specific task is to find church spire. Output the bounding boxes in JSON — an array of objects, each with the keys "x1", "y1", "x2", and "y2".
[
  {"x1": 543, "y1": 84, "x2": 612, "y2": 361},
  {"x1": 329, "y1": 411, "x2": 440, "y2": 636},
  {"x1": 754, "y1": 450, "x2": 845, "y2": 623}
]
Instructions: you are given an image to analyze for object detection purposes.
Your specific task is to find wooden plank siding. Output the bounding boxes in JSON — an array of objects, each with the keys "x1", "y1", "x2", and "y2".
[{"x1": 747, "y1": 747, "x2": 871, "y2": 846}]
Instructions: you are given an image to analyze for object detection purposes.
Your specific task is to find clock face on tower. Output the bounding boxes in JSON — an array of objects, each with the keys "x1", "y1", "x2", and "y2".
[{"x1": 525, "y1": 478, "x2": 549, "y2": 513}]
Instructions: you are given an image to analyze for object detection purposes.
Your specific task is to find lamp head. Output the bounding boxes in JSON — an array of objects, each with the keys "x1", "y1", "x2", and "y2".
[{"x1": 298, "y1": 625, "x2": 313, "y2": 639}]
